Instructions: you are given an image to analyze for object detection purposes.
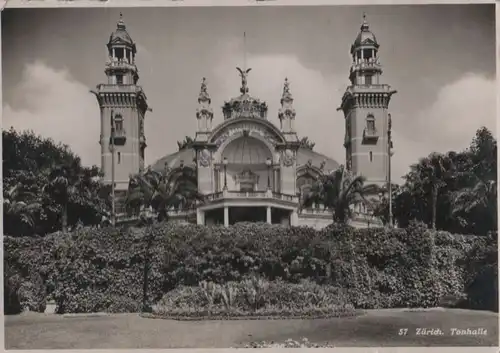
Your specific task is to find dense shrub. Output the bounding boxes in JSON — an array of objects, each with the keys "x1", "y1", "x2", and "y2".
[
  {"x1": 3, "y1": 221, "x2": 497, "y2": 314},
  {"x1": 151, "y1": 277, "x2": 357, "y2": 319}
]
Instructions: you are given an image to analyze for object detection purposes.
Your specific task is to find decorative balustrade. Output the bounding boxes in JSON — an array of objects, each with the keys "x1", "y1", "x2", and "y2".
[{"x1": 206, "y1": 190, "x2": 298, "y2": 203}]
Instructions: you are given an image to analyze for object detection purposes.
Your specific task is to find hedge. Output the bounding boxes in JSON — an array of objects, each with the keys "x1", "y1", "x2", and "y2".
[{"x1": 3, "y1": 222, "x2": 498, "y2": 314}]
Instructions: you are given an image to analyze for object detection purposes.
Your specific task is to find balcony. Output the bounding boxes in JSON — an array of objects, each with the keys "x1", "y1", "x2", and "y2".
[
  {"x1": 206, "y1": 190, "x2": 298, "y2": 204},
  {"x1": 362, "y1": 128, "x2": 379, "y2": 144},
  {"x1": 105, "y1": 60, "x2": 137, "y2": 72},
  {"x1": 110, "y1": 129, "x2": 127, "y2": 146}
]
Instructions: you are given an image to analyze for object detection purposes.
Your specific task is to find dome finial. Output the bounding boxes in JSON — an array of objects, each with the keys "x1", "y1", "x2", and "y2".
[
  {"x1": 361, "y1": 12, "x2": 369, "y2": 31},
  {"x1": 117, "y1": 12, "x2": 126, "y2": 30},
  {"x1": 198, "y1": 77, "x2": 211, "y2": 103},
  {"x1": 282, "y1": 77, "x2": 293, "y2": 101}
]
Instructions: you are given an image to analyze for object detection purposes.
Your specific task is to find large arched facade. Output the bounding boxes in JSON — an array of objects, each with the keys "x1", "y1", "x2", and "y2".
[{"x1": 147, "y1": 72, "x2": 351, "y2": 229}]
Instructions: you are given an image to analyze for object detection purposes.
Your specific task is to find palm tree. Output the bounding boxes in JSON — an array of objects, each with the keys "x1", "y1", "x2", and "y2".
[
  {"x1": 300, "y1": 165, "x2": 381, "y2": 224},
  {"x1": 452, "y1": 176, "x2": 497, "y2": 231},
  {"x1": 125, "y1": 165, "x2": 204, "y2": 222},
  {"x1": 406, "y1": 153, "x2": 454, "y2": 230},
  {"x1": 3, "y1": 183, "x2": 42, "y2": 236},
  {"x1": 43, "y1": 159, "x2": 101, "y2": 232}
]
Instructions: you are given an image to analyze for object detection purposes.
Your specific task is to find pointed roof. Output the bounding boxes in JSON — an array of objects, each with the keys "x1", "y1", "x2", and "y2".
[{"x1": 108, "y1": 13, "x2": 136, "y2": 52}]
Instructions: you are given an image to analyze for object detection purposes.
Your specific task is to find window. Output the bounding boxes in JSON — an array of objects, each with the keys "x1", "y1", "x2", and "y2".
[
  {"x1": 116, "y1": 75, "x2": 123, "y2": 85},
  {"x1": 366, "y1": 114, "x2": 375, "y2": 132},
  {"x1": 369, "y1": 151, "x2": 373, "y2": 162},
  {"x1": 365, "y1": 75, "x2": 372, "y2": 85},
  {"x1": 114, "y1": 114, "x2": 123, "y2": 132},
  {"x1": 117, "y1": 152, "x2": 121, "y2": 164}
]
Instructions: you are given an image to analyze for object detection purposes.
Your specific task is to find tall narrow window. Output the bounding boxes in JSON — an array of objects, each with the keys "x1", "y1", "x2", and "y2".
[
  {"x1": 369, "y1": 151, "x2": 373, "y2": 162},
  {"x1": 114, "y1": 115, "x2": 123, "y2": 132},
  {"x1": 365, "y1": 75, "x2": 372, "y2": 85},
  {"x1": 116, "y1": 74, "x2": 123, "y2": 85},
  {"x1": 366, "y1": 114, "x2": 375, "y2": 132},
  {"x1": 117, "y1": 152, "x2": 121, "y2": 164}
]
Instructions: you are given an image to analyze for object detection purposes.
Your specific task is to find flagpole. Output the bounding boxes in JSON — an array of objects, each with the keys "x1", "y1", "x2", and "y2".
[
  {"x1": 110, "y1": 110, "x2": 116, "y2": 227},
  {"x1": 243, "y1": 31, "x2": 247, "y2": 72},
  {"x1": 388, "y1": 113, "x2": 393, "y2": 227}
]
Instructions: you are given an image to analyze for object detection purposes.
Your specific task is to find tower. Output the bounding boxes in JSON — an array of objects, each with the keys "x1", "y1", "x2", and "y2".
[
  {"x1": 339, "y1": 14, "x2": 396, "y2": 191},
  {"x1": 91, "y1": 14, "x2": 150, "y2": 193}
]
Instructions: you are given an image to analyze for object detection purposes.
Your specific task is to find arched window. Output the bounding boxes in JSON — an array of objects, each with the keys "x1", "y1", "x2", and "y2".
[
  {"x1": 114, "y1": 114, "x2": 124, "y2": 132},
  {"x1": 366, "y1": 114, "x2": 375, "y2": 132}
]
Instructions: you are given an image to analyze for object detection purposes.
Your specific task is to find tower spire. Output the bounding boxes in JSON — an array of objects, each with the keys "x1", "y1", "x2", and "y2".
[
  {"x1": 196, "y1": 77, "x2": 214, "y2": 134},
  {"x1": 117, "y1": 12, "x2": 126, "y2": 30},
  {"x1": 278, "y1": 77, "x2": 296, "y2": 133},
  {"x1": 361, "y1": 12, "x2": 369, "y2": 30}
]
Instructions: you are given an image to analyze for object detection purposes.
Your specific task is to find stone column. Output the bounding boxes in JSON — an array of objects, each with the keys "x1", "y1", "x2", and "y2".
[
  {"x1": 266, "y1": 206, "x2": 272, "y2": 224},
  {"x1": 196, "y1": 209, "x2": 204, "y2": 225},
  {"x1": 290, "y1": 210, "x2": 299, "y2": 226},
  {"x1": 224, "y1": 206, "x2": 229, "y2": 227}
]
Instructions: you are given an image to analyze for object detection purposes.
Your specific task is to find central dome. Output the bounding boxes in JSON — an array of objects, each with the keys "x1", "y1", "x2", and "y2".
[{"x1": 222, "y1": 137, "x2": 272, "y2": 165}]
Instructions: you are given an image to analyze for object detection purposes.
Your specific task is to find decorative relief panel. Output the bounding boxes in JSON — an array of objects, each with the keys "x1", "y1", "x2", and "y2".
[
  {"x1": 282, "y1": 149, "x2": 295, "y2": 167},
  {"x1": 198, "y1": 148, "x2": 211, "y2": 167}
]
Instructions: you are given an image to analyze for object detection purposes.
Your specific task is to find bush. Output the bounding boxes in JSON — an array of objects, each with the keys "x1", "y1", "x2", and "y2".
[
  {"x1": 151, "y1": 276, "x2": 357, "y2": 319},
  {"x1": 3, "y1": 221, "x2": 497, "y2": 313}
]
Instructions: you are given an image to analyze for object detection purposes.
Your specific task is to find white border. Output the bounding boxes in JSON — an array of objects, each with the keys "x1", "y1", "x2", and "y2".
[
  {"x1": 1, "y1": 1, "x2": 498, "y2": 352},
  {"x1": 2, "y1": 0, "x2": 496, "y2": 8}
]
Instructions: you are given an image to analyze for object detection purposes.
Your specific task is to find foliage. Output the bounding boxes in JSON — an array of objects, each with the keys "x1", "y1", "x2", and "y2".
[
  {"x1": 301, "y1": 165, "x2": 381, "y2": 223},
  {"x1": 383, "y1": 127, "x2": 497, "y2": 236},
  {"x1": 4, "y1": 222, "x2": 496, "y2": 314},
  {"x1": 125, "y1": 166, "x2": 204, "y2": 222},
  {"x1": 152, "y1": 276, "x2": 356, "y2": 319},
  {"x1": 2, "y1": 128, "x2": 110, "y2": 236},
  {"x1": 298, "y1": 137, "x2": 315, "y2": 150}
]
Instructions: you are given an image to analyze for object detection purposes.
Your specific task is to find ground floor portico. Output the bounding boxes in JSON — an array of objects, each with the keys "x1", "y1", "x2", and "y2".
[{"x1": 196, "y1": 190, "x2": 299, "y2": 226}]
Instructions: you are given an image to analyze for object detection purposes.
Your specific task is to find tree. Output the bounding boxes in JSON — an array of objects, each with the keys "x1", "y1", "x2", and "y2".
[
  {"x1": 405, "y1": 152, "x2": 455, "y2": 230},
  {"x1": 300, "y1": 165, "x2": 380, "y2": 224},
  {"x1": 126, "y1": 165, "x2": 204, "y2": 222},
  {"x1": 3, "y1": 181, "x2": 42, "y2": 237},
  {"x1": 389, "y1": 127, "x2": 497, "y2": 235},
  {"x1": 451, "y1": 127, "x2": 497, "y2": 235},
  {"x1": 299, "y1": 137, "x2": 315, "y2": 150},
  {"x1": 3, "y1": 129, "x2": 109, "y2": 236}
]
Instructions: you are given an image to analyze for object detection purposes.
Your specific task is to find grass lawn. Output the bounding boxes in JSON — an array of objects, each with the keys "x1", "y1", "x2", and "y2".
[{"x1": 5, "y1": 308, "x2": 498, "y2": 349}]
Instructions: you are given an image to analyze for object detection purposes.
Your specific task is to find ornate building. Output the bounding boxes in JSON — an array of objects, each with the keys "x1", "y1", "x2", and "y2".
[{"x1": 95, "y1": 15, "x2": 395, "y2": 229}]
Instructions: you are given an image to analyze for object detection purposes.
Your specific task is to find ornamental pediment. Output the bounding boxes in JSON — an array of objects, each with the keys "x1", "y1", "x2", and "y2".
[
  {"x1": 361, "y1": 38, "x2": 376, "y2": 46},
  {"x1": 211, "y1": 121, "x2": 283, "y2": 148}
]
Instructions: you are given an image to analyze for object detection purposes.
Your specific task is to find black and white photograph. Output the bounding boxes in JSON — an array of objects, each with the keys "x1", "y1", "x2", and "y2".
[{"x1": 2, "y1": 2, "x2": 498, "y2": 349}]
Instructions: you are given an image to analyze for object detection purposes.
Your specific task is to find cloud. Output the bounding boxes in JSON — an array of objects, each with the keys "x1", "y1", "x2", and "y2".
[
  {"x1": 391, "y1": 73, "x2": 496, "y2": 181},
  {"x1": 3, "y1": 62, "x2": 100, "y2": 166}
]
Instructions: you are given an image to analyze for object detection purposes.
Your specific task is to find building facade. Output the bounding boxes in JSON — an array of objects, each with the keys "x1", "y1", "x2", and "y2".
[{"x1": 96, "y1": 15, "x2": 395, "y2": 229}]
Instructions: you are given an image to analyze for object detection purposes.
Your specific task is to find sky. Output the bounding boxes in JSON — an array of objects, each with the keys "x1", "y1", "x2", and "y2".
[{"x1": 2, "y1": 4, "x2": 496, "y2": 183}]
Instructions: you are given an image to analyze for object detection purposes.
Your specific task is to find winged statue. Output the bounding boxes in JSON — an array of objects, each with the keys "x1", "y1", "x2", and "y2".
[{"x1": 236, "y1": 67, "x2": 252, "y2": 93}]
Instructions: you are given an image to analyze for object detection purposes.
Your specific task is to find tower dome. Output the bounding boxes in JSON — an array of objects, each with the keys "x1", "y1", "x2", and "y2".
[
  {"x1": 108, "y1": 13, "x2": 136, "y2": 53},
  {"x1": 351, "y1": 14, "x2": 379, "y2": 55}
]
